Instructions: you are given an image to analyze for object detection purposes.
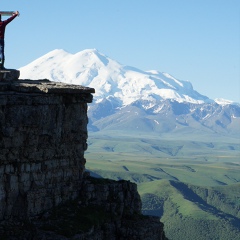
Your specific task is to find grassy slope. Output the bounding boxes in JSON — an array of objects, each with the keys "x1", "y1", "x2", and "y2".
[
  {"x1": 85, "y1": 131, "x2": 240, "y2": 239},
  {"x1": 138, "y1": 180, "x2": 240, "y2": 240}
]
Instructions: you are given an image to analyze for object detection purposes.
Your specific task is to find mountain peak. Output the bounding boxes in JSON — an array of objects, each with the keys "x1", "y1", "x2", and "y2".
[
  {"x1": 41, "y1": 49, "x2": 71, "y2": 60},
  {"x1": 214, "y1": 98, "x2": 240, "y2": 106},
  {"x1": 80, "y1": 48, "x2": 100, "y2": 54}
]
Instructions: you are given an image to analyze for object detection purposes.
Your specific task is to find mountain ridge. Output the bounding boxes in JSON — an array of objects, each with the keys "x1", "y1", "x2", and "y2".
[{"x1": 19, "y1": 49, "x2": 240, "y2": 137}]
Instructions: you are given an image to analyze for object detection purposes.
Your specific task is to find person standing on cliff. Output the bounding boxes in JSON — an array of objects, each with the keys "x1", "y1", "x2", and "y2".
[{"x1": 0, "y1": 11, "x2": 19, "y2": 69}]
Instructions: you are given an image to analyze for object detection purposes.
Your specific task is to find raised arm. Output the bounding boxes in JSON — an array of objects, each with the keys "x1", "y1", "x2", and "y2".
[{"x1": 4, "y1": 11, "x2": 19, "y2": 25}]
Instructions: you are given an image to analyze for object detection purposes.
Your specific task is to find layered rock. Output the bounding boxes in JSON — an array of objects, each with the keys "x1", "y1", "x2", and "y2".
[
  {"x1": 75, "y1": 176, "x2": 167, "y2": 240},
  {"x1": 1, "y1": 176, "x2": 167, "y2": 240},
  {"x1": 0, "y1": 79, "x2": 94, "y2": 220}
]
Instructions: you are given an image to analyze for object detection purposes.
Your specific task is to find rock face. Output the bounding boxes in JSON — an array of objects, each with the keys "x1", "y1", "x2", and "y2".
[
  {"x1": 0, "y1": 79, "x2": 167, "y2": 239},
  {"x1": 0, "y1": 79, "x2": 94, "y2": 220},
  {"x1": 1, "y1": 176, "x2": 167, "y2": 240},
  {"x1": 76, "y1": 176, "x2": 167, "y2": 240}
]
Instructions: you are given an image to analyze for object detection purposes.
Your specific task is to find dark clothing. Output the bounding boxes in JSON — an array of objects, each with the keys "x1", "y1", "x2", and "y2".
[
  {"x1": 0, "y1": 14, "x2": 17, "y2": 68},
  {"x1": 0, "y1": 39, "x2": 4, "y2": 65},
  {"x1": 0, "y1": 15, "x2": 17, "y2": 39}
]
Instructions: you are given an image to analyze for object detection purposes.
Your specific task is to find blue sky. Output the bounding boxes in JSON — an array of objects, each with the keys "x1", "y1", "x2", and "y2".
[{"x1": 2, "y1": 0, "x2": 240, "y2": 102}]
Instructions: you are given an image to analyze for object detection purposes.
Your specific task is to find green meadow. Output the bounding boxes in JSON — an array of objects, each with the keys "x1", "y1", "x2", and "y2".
[
  {"x1": 86, "y1": 131, "x2": 240, "y2": 186},
  {"x1": 85, "y1": 131, "x2": 240, "y2": 239}
]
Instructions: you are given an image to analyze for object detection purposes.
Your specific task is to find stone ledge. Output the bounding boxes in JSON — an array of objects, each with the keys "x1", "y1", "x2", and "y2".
[
  {"x1": 0, "y1": 79, "x2": 95, "y2": 94},
  {"x1": 0, "y1": 69, "x2": 20, "y2": 81}
]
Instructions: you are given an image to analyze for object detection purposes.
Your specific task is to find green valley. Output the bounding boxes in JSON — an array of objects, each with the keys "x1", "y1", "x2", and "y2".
[{"x1": 85, "y1": 131, "x2": 240, "y2": 239}]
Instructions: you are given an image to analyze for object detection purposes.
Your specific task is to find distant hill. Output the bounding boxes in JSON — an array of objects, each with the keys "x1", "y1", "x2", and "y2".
[{"x1": 88, "y1": 98, "x2": 240, "y2": 137}]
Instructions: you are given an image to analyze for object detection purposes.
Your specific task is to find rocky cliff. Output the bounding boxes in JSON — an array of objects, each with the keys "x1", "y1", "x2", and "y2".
[
  {"x1": 0, "y1": 77, "x2": 167, "y2": 239},
  {"x1": 0, "y1": 79, "x2": 94, "y2": 221}
]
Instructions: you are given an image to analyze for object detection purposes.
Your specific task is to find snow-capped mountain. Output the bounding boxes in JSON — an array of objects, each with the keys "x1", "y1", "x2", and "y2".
[
  {"x1": 19, "y1": 49, "x2": 210, "y2": 106},
  {"x1": 19, "y1": 49, "x2": 240, "y2": 137}
]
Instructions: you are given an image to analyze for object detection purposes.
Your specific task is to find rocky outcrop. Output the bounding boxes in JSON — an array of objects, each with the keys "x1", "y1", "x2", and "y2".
[
  {"x1": 76, "y1": 175, "x2": 167, "y2": 240},
  {"x1": 1, "y1": 176, "x2": 167, "y2": 240},
  {"x1": 0, "y1": 79, "x2": 167, "y2": 239},
  {"x1": 0, "y1": 79, "x2": 94, "y2": 221}
]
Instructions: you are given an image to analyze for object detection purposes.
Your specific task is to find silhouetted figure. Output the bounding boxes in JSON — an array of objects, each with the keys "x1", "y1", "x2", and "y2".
[{"x1": 0, "y1": 11, "x2": 19, "y2": 69}]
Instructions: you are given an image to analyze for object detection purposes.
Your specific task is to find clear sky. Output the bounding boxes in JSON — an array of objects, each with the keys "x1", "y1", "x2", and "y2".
[{"x1": 1, "y1": 0, "x2": 240, "y2": 102}]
